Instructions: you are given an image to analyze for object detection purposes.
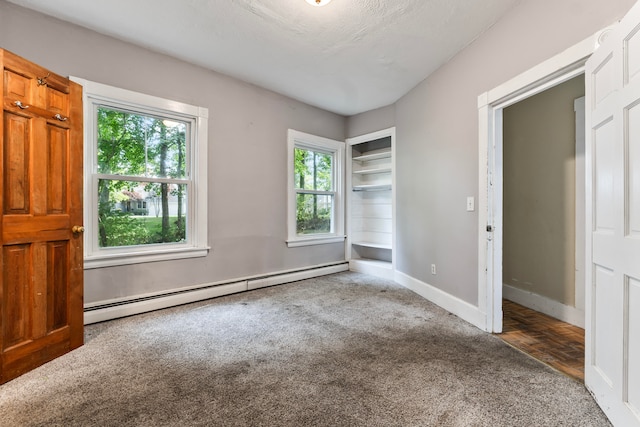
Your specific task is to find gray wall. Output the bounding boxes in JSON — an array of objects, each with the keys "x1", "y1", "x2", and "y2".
[
  {"x1": 346, "y1": 104, "x2": 395, "y2": 138},
  {"x1": 393, "y1": 0, "x2": 635, "y2": 306},
  {"x1": 0, "y1": 1, "x2": 346, "y2": 303},
  {"x1": 503, "y1": 76, "x2": 585, "y2": 306},
  {"x1": 2, "y1": 0, "x2": 636, "y2": 311}
]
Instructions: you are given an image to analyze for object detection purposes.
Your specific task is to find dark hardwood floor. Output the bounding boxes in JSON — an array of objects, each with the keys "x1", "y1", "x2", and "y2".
[{"x1": 498, "y1": 300, "x2": 585, "y2": 382}]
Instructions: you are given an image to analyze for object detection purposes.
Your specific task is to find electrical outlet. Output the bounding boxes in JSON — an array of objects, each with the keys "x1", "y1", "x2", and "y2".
[
  {"x1": 431, "y1": 264, "x2": 437, "y2": 275},
  {"x1": 466, "y1": 196, "x2": 475, "y2": 212}
]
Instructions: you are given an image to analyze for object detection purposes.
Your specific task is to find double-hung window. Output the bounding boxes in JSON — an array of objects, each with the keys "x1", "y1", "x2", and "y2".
[
  {"x1": 287, "y1": 130, "x2": 344, "y2": 247},
  {"x1": 72, "y1": 78, "x2": 209, "y2": 268}
]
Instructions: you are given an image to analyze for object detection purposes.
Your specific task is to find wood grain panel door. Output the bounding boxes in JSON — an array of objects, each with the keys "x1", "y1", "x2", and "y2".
[{"x1": 0, "y1": 49, "x2": 83, "y2": 384}]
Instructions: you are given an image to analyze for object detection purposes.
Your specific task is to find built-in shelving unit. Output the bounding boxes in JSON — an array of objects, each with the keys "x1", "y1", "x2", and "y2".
[
  {"x1": 352, "y1": 184, "x2": 392, "y2": 192},
  {"x1": 352, "y1": 167, "x2": 392, "y2": 175},
  {"x1": 352, "y1": 152, "x2": 392, "y2": 162},
  {"x1": 352, "y1": 241, "x2": 392, "y2": 250},
  {"x1": 346, "y1": 128, "x2": 395, "y2": 279}
]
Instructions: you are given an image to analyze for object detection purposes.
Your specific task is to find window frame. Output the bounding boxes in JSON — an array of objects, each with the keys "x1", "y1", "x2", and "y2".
[
  {"x1": 287, "y1": 129, "x2": 345, "y2": 247},
  {"x1": 71, "y1": 77, "x2": 209, "y2": 268}
]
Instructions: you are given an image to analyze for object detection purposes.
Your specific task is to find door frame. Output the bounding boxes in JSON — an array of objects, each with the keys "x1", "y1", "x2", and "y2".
[
  {"x1": 477, "y1": 28, "x2": 613, "y2": 333},
  {"x1": 574, "y1": 96, "x2": 586, "y2": 315}
]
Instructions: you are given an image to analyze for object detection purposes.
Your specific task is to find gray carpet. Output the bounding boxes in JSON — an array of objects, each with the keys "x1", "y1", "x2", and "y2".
[{"x1": 0, "y1": 272, "x2": 609, "y2": 426}]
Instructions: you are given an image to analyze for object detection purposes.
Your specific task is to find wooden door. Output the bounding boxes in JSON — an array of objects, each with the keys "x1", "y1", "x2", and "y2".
[
  {"x1": 585, "y1": 1, "x2": 640, "y2": 425},
  {"x1": 0, "y1": 49, "x2": 83, "y2": 384}
]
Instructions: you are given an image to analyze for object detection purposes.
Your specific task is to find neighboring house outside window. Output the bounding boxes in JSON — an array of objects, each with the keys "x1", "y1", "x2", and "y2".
[
  {"x1": 287, "y1": 129, "x2": 344, "y2": 247},
  {"x1": 72, "y1": 77, "x2": 209, "y2": 268}
]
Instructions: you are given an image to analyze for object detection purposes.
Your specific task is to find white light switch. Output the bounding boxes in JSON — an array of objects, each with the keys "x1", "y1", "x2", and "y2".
[{"x1": 466, "y1": 196, "x2": 475, "y2": 212}]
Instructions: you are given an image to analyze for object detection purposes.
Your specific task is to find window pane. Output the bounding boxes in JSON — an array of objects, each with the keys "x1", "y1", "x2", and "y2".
[
  {"x1": 296, "y1": 193, "x2": 332, "y2": 235},
  {"x1": 294, "y1": 148, "x2": 332, "y2": 191},
  {"x1": 98, "y1": 179, "x2": 187, "y2": 247},
  {"x1": 97, "y1": 107, "x2": 188, "y2": 179}
]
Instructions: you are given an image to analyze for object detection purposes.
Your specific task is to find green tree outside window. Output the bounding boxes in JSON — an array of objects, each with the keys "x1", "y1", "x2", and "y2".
[
  {"x1": 97, "y1": 107, "x2": 188, "y2": 247},
  {"x1": 294, "y1": 147, "x2": 333, "y2": 234}
]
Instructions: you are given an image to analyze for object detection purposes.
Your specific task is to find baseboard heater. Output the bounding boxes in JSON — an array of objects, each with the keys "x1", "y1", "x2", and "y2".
[{"x1": 84, "y1": 262, "x2": 349, "y2": 325}]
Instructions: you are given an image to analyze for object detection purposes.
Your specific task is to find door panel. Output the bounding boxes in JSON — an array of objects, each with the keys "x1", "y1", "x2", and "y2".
[
  {"x1": 629, "y1": 277, "x2": 640, "y2": 414},
  {"x1": 585, "y1": 1, "x2": 640, "y2": 425},
  {"x1": 48, "y1": 240, "x2": 69, "y2": 331},
  {"x1": 624, "y1": 22, "x2": 640, "y2": 84},
  {"x1": 47, "y1": 124, "x2": 68, "y2": 214},
  {"x1": 46, "y1": 87, "x2": 68, "y2": 116},
  {"x1": 629, "y1": 103, "x2": 640, "y2": 236},
  {"x1": 0, "y1": 49, "x2": 83, "y2": 384},
  {"x1": 4, "y1": 70, "x2": 31, "y2": 102},
  {"x1": 3, "y1": 113, "x2": 30, "y2": 214},
  {"x1": 593, "y1": 264, "x2": 618, "y2": 386},
  {"x1": 594, "y1": 118, "x2": 616, "y2": 232},
  {"x1": 594, "y1": 54, "x2": 616, "y2": 106},
  {"x1": 2, "y1": 245, "x2": 30, "y2": 348}
]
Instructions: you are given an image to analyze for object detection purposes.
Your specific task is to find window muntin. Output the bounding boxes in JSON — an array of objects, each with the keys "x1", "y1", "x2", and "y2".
[
  {"x1": 287, "y1": 130, "x2": 344, "y2": 247},
  {"x1": 72, "y1": 77, "x2": 208, "y2": 268}
]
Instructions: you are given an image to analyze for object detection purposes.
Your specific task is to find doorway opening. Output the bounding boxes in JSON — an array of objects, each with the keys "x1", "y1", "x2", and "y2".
[
  {"x1": 501, "y1": 76, "x2": 585, "y2": 324},
  {"x1": 497, "y1": 75, "x2": 586, "y2": 380}
]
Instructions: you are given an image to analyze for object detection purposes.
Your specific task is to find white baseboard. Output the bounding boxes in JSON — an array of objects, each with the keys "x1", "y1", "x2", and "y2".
[
  {"x1": 247, "y1": 264, "x2": 348, "y2": 290},
  {"x1": 83, "y1": 281, "x2": 247, "y2": 325},
  {"x1": 394, "y1": 271, "x2": 486, "y2": 330},
  {"x1": 84, "y1": 262, "x2": 348, "y2": 325},
  {"x1": 349, "y1": 259, "x2": 394, "y2": 280},
  {"x1": 503, "y1": 284, "x2": 585, "y2": 328}
]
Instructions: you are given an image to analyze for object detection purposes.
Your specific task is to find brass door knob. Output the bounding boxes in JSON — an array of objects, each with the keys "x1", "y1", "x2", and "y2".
[{"x1": 72, "y1": 225, "x2": 85, "y2": 233}]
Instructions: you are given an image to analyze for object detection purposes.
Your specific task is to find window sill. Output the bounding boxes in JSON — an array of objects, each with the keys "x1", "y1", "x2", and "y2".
[
  {"x1": 84, "y1": 246, "x2": 209, "y2": 269},
  {"x1": 286, "y1": 235, "x2": 346, "y2": 248}
]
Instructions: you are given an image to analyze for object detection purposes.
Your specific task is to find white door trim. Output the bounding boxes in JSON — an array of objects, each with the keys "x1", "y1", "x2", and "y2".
[
  {"x1": 575, "y1": 96, "x2": 586, "y2": 315},
  {"x1": 477, "y1": 29, "x2": 612, "y2": 333}
]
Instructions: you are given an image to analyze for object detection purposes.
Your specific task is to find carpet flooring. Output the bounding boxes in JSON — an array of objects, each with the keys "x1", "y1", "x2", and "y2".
[{"x1": 0, "y1": 272, "x2": 609, "y2": 426}]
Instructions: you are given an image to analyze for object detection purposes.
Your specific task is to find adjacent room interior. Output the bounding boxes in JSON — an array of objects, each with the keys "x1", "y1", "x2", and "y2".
[{"x1": 500, "y1": 75, "x2": 586, "y2": 381}]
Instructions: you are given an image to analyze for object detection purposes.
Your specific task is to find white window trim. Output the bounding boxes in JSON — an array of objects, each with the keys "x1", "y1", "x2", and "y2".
[
  {"x1": 71, "y1": 77, "x2": 209, "y2": 268},
  {"x1": 287, "y1": 129, "x2": 345, "y2": 247}
]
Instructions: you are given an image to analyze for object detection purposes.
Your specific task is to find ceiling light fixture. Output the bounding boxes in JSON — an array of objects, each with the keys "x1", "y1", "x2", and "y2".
[{"x1": 305, "y1": 0, "x2": 332, "y2": 6}]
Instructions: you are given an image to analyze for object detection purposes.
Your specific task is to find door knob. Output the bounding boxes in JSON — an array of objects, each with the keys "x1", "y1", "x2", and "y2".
[{"x1": 72, "y1": 225, "x2": 85, "y2": 233}]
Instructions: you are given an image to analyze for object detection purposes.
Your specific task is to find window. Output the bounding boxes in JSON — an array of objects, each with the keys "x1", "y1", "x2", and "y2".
[
  {"x1": 287, "y1": 130, "x2": 344, "y2": 247},
  {"x1": 72, "y1": 78, "x2": 208, "y2": 268}
]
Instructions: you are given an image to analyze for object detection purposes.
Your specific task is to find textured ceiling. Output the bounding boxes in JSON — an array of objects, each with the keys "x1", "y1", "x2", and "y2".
[{"x1": 7, "y1": 0, "x2": 520, "y2": 115}]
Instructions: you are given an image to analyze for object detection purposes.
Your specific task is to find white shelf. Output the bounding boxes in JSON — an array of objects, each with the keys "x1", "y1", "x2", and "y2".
[
  {"x1": 352, "y1": 184, "x2": 392, "y2": 192},
  {"x1": 352, "y1": 167, "x2": 392, "y2": 175},
  {"x1": 349, "y1": 258, "x2": 394, "y2": 280},
  {"x1": 352, "y1": 151, "x2": 391, "y2": 162},
  {"x1": 348, "y1": 130, "x2": 394, "y2": 275},
  {"x1": 352, "y1": 241, "x2": 392, "y2": 250}
]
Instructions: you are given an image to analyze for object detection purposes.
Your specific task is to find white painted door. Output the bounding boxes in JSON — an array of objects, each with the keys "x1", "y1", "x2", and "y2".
[{"x1": 585, "y1": 1, "x2": 640, "y2": 425}]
